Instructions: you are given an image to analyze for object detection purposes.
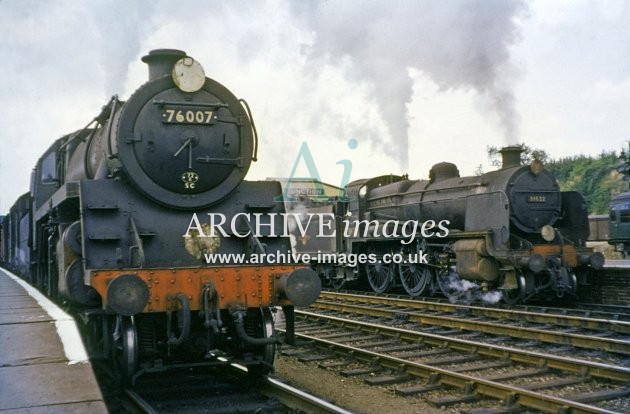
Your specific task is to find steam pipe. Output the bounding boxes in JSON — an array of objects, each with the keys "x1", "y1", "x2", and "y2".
[{"x1": 232, "y1": 311, "x2": 281, "y2": 345}]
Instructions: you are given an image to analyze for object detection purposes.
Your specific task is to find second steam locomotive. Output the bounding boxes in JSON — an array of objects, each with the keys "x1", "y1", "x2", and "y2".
[
  {"x1": 0, "y1": 49, "x2": 320, "y2": 383},
  {"x1": 291, "y1": 146, "x2": 604, "y2": 303}
]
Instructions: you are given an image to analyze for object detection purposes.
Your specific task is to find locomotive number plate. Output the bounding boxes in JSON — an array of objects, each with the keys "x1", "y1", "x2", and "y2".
[
  {"x1": 527, "y1": 195, "x2": 546, "y2": 203},
  {"x1": 162, "y1": 108, "x2": 214, "y2": 124}
]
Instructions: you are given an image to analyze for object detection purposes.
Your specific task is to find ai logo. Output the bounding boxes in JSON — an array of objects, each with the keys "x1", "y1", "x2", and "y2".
[{"x1": 275, "y1": 138, "x2": 358, "y2": 202}]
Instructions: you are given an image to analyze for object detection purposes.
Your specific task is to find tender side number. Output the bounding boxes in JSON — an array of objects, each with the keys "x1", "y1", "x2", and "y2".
[{"x1": 163, "y1": 109, "x2": 213, "y2": 124}]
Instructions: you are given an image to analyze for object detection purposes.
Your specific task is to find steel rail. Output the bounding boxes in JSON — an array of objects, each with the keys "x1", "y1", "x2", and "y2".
[
  {"x1": 261, "y1": 376, "x2": 354, "y2": 414},
  {"x1": 312, "y1": 299, "x2": 630, "y2": 355},
  {"x1": 123, "y1": 363, "x2": 351, "y2": 413},
  {"x1": 604, "y1": 260, "x2": 630, "y2": 269},
  {"x1": 124, "y1": 389, "x2": 157, "y2": 414},
  {"x1": 320, "y1": 291, "x2": 630, "y2": 334},
  {"x1": 295, "y1": 310, "x2": 630, "y2": 383},
  {"x1": 289, "y1": 312, "x2": 630, "y2": 414}
]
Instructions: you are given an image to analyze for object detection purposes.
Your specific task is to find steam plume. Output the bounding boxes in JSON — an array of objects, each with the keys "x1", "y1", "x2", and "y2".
[{"x1": 290, "y1": 0, "x2": 527, "y2": 171}]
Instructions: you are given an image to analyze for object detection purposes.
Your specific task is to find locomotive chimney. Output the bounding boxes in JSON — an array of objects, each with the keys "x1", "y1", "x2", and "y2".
[
  {"x1": 499, "y1": 146, "x2": 523, "y2": 169},
  {"x1": 141, "y1": 49, "x2": 187, "y2": 81}
]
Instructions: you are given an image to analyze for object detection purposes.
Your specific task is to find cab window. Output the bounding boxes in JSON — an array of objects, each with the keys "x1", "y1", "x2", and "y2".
[{"x1": 41, "y1": 152, "x2": 57, "y2": 184}]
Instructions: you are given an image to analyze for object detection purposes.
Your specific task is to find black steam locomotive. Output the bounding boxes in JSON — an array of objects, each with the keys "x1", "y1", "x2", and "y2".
[
  {"x1": 609, "y1": 192, "x2": 630, "y2": 257},
  {"x1": 291, "y1": 146, "x2": 604, "y2": 304},
  {"x1": 0, "y1": 49, "x2": 320, "y2": 382},
  {"x1": 608, "y1": 143, "x2": 630, "y2": 257}
]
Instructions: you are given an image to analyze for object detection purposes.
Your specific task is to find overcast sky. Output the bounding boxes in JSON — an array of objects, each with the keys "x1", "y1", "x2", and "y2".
[{"x1": 1, "y1": 0, "x2": 629, "y2": 213}]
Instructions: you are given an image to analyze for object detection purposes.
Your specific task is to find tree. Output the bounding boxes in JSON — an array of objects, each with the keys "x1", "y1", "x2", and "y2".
[
  {"x1": 545, "y1": 151, "x2": 625, "y2": 214},
  {"x1": 486, "y1": 144, "x2": 626, "y2": 215}
]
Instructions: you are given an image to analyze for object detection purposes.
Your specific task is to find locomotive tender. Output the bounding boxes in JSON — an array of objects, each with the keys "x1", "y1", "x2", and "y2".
[
  {"x1": 0, "y1": 49, "x2": 320, "y2": 382},
  {"x1": 608, "y1": 144, "x2": 630, "y2": 257},
  {"x1": 293, "y1": 146, "x2": 604, "y2": 303}
]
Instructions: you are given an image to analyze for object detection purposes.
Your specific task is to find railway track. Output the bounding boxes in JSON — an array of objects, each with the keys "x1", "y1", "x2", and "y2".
[
  {"x1": 315, "y1": 291, "x2": 630, "y2": 357},
  {"x1": 330, "y1": 290, "x2": 630, "y2": 323},
  {"x1": 96, "y1": 359, "x2": 351, "y2": 413},
  {"x1": 123, "y1": 370, "x2": 352, "y2": 413},
  {"x1": 276, "y1": 293, "x2": 630, "y2": 413}
]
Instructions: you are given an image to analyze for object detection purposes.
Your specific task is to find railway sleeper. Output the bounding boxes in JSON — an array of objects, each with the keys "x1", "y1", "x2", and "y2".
[
  {"x1": 427, "y1": 392, "x2": 481, "y2": 407},
  {"x1": 297, "y1": 354, "x2": 332, "y2": 363},
  {"x1": 448, "y1": 360, "x2": 512, "y2": 373},
  {"x1": 521, "y1": 376, "x2": 586, "y2": 391},
  {"x1": 341, "y1": 367, "x2": 382, "y2": 377},
  {"x1": 365, "y1": 374, "x2": 413, "y2": 386},
  {"x1": 395, "y1": 383, "x2": 442, "y2": 396},
  {"x1": 481, "y1": 367, "x2": 548, "y2": 381},
  {"x1": 561, "y1": 387, "x2": 630, "y2": 404},
  {"x1": 318, "y1": 360, "x2": 351, "y2": 369},
  {"x1": 420, "y1": 353, "x2": 481, "y2": 366},
  {"x1": 466, "y1": 405, "x2": 523, "y2": 414}
]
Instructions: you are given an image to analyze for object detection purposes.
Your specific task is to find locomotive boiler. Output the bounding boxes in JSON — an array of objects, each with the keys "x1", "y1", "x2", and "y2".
[
  {"x1": 1, "y1": 49, "x2": 320, "y2": 383},
  {"x1": 293, "y1": 146, "x2": 604, "y2": 303}
]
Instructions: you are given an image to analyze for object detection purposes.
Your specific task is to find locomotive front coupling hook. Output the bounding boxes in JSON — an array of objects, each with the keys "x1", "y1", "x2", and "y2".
[{"x1": 201, "y1": 282, "x2": 222, "y2": 334}]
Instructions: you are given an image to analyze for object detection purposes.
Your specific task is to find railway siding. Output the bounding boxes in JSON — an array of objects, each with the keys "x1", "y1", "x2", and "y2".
[
  {"x1": 281, "y1": 301, "x2": 630, "y2": 413},
  {"x1": 313, "y1": 294, "x2": 630, "y2": 356}
]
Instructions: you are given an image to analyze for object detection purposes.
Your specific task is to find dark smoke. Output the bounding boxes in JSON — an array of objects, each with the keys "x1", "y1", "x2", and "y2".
[{"x1": 290, "y1": 0, "x2": 528, "y2": 171}]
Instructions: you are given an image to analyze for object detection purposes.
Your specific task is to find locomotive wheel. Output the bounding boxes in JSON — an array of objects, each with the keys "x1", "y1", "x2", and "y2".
[
  {"x1": 501, "y1": 273, "x2": 526, "y2": 305},
  {"x1": 259, "y1": 307, "x2": 276, "y2": 372},
  {"x1": 244, "y1": 308, "x2": 276, "y2": 378},
  {"x1": 365, "y1": 260, "x2": 395, "y2": 294},
  {"x1": 112, "y1": 316, "x2": 138, "y2": 385},
  {"x1": 399, "y1": 263, "x2": 432, "y2": 297}
]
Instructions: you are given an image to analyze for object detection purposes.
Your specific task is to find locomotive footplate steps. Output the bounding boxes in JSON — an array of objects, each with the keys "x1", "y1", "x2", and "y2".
[{"x1": 0, "y1": 267, "x2": 107, "y2": 412}]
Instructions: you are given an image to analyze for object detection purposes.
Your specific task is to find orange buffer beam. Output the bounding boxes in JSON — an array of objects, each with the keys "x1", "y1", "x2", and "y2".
[{"x1": 90, "y1": 265, "x2": 309, "y2": 313}]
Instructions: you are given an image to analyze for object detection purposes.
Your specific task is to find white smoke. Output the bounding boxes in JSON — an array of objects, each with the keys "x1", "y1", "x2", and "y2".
[
  {"x1": 289, "y1": 0, "x2": 528, "y2": 170},
  {"x1": 90, "y1": 0, "x2": 158, "y2": 96},
  {"x1": 480, "y1": 290, "x2": 503, "y2": 305},
  {"x1": 0, "y1": 0, "x2": 529, "y2": 212},
  {"x1": 442, "y1": 270, "x2": 504, "y2": 305}
]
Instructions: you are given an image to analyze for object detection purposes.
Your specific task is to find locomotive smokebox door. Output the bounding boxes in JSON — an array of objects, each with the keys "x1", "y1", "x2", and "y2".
[{"x1": 115, "y1": 49, "x2": 256, "y2": 209}]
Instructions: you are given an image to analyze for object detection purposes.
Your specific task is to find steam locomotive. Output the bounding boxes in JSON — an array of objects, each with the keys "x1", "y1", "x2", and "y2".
[
  {"x1": 609, "y1": 192, "x2": 630, "y2": 257},
  {"x1": 0, "y1": 49, "x2": 320, "y2": 383},
  {"x1": 608, "y1": 144, "x2": 630, "y2": 257},
  {"x1": 291, "y1": 146, "x2": 604, "y2": 304}
]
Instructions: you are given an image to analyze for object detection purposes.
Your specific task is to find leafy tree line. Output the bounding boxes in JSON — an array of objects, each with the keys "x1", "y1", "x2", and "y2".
[{"x1": 487, "y1": 145, "x2": 627, "y2": 215}]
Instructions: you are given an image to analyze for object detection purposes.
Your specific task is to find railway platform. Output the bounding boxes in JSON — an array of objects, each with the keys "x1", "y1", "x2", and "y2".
[{"x1": 0, "y1": 267, "x2": 107, "y2": 413}]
